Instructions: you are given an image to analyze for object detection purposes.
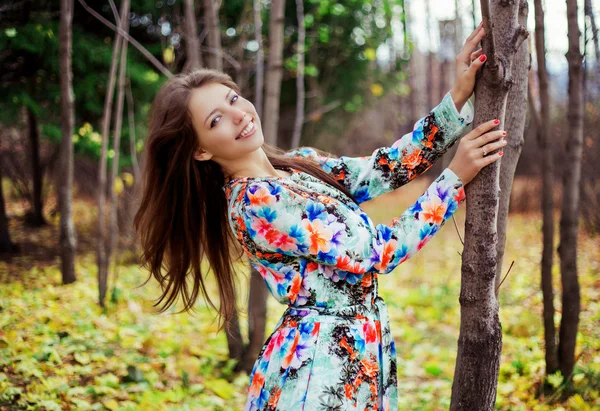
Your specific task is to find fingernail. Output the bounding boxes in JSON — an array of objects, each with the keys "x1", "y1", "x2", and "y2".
[
  {"x1": 479, "y1": 55, "x2": 487, "y2": 62},
  {"x1": 479, "y1": 21, "x2": 483, "y2": 27},
  {"x1": 499, "y1": 151, "x2": 504, "y2": 156},
  {"x1": 502, "y1": 131, "x2": 507, "y2": 135},
  {"x1": 494, "y1": 119, "x2": 500, "y2": 124}
]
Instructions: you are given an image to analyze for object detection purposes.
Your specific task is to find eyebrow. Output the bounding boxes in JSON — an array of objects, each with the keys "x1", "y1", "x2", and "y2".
[{"x1": 204, "y1": 88, "x2": 233, "y2": 127}]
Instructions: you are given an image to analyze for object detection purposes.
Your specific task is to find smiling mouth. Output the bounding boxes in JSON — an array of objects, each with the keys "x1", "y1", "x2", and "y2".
[{"x1": 236, "y1": 119, "x2": 256, "y2": 140}]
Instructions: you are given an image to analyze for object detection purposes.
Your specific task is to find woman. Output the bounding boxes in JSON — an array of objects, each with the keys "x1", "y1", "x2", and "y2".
[{"x1": 135, "y1": 22, "x2": 505, "y2": 410}]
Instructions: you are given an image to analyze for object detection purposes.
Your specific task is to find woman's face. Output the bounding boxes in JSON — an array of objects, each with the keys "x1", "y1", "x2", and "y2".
[{"x1": 188, "y1": 82, "x2": 263, "y2": 163}]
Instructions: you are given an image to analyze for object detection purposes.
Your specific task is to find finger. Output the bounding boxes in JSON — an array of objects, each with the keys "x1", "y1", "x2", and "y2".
[
  {"x1": 468, "y1": 52, "x2": 488, "y2": 75},
  {"x1": 470, "y1": 48, "x2": 484, "y2": 62},
  {"x1": 464, "y1": 21, "x2": 483, "y2": 43},
  {"x1": 474, "y1": 130, "x2": 506, "y2": 147},
  {"x1": 482, "y1": 151, "x2": 504, "y2": 166},
  {"x1": 482, "y1": 139, "x2": 508, "y2": 153},
  {"x1": 467, "y1": 119, "x2": 501, "y2": 140},
  {"x1": 462, "y1": 26, "x2": 486, "y2": 55}
]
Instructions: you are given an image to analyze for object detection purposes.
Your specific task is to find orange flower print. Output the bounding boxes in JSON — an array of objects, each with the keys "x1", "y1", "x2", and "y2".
[
  {"x1": 360, "y1": 358, "x2": 379, "y2": 379},
  {"x1": 419, "y1": 195, "x2": 447, "y2": 225},
  {"x1": 250, "y1": 217, "x2": 272, "y2": 237},
  {"x1": 247, "y1": 185, "x2": 276, "y2": 206},
  {"x1": 288, "y1": 274, "x2": 302, "y2": 303},
  {"x1": 373, "y1": 239, "x2": 397, "y2": 272},
  {"x1": 344, "y1": 383, "x2": 354, "y2": 399},
  {"x1": 249, "y1": 371, "x2": 265, "y2": 397},
  {"x1": 281, "y1": 331, "x2": 300, "y2": 368},
  {"x1": 454, "y1": 186, "x2": 466, "y2": 202},
  {"x1": 268, "y1": 387, "x2": 282, "y2": 407},
  {"x1": 401, "y1": 149, "x2": 423, "y2": 170},
  {"x1": 302, "y1": 219, "x2": 333, "y2": 254}
]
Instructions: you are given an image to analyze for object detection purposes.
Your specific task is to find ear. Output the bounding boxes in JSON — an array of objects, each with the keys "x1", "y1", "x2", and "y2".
[{"x1": 193, "y1": 149, "x2": 213, "y2": 162}]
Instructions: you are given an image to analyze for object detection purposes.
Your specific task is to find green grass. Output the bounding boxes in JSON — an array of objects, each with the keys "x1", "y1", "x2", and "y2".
[{"x1": 0, "y1": 184, "x2": 598, "y2": 410}]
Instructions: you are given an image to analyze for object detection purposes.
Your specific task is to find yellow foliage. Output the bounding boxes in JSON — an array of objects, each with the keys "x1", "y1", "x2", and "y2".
[
  {"x1": 370, "y1": 83, "x2": 384, "y2": 97},
  {"x1": 163, "y1": 46, "x2": 175, "y2": 64}
]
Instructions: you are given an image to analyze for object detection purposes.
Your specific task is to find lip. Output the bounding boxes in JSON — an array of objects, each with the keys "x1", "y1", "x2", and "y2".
[{"x1": 236, "y1": 119, "x2": 256, "y2": 140}]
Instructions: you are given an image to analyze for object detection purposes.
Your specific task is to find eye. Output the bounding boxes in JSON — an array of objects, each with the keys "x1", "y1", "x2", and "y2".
[{"x1": 210, "y1": 95, "x2": 240, "y2": 128}]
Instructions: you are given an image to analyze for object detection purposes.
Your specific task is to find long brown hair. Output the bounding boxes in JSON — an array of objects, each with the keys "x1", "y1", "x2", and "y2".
[{"x1": 134, "y1": 68, "x2": 357, "y2": 331}]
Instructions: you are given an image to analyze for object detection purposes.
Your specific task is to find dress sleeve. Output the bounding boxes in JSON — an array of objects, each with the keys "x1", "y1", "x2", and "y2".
[
  {"x1": 283, "y1": 90, "x2": 474, "y2": 204},
  {"x1": 234, "y1": 167, "x2": 466, "y2": 277}
]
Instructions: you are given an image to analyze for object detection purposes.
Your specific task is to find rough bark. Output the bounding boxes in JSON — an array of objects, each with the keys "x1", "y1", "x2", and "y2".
[
  {"x1": 184, "y1": 0, "x2": 203, "y2": 71},
  {"x1": 558, "y1": 0, "x2": 583, "y2": 380},
  {"x1": 26, "y1": 107, "x2": 46, "y2": 226},
  {"x1": 495, "y1": 0, "x2": 529, "y2": 292},
  {"x1": 203, "y1": 0, "x2": 222, "y2": 71},
  {"x1": 262, "y1": 0, "x2": 285, "y2": 145},
  {"x1": 534, "y1": 0, "x2": 559, "y2": 375},
  {"x1": 58, "y1": 0, "x2": 77, "y2": 285},
  {"x1": 450, "y1": 1, "x2": 528, "y2": 409},
  {"x1": 98, "y1": 0, "x2": 128, "y2": 306},
  {"x1": 290, "y1": 0, "x2": 306, "y2": 149}
]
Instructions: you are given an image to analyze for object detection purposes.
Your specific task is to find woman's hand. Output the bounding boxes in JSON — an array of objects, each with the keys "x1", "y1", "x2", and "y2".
[
  {"x1": 450, "y1": 21, "x2": 487, "y2": 111},
  {"x1": 448, "y1": 119, "x2": 506, "y2": 185}
]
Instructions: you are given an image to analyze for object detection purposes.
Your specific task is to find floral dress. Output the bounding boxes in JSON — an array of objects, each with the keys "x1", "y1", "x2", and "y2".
[{"x1": 222, "y1": 90, "x2": 474, "y2": 411}]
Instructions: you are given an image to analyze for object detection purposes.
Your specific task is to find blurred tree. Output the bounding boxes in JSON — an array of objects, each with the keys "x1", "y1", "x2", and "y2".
[
  {"x1": 58, "y1": 0, "x2": 77, "y2": 285},
  {"x1": 183, "y1": 0, "x2": 202, "y2": 71},
  {"x1": 534, "y1": 0, "x2": 559, "y2": 376},
  {"x1": 0, "y1": 163, "x2": 17, "y2": 253},
  {"x1": 203, "y1": 0, "x2": 222, "y2": 71},
  {"x1": 558, "y1": 0, "x2": 583, "y2": 381}
]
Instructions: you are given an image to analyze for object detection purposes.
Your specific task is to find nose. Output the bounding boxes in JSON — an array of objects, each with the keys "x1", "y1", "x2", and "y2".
[{"x1": 232, "y1": 108, "x2": 246, "y2": 124}]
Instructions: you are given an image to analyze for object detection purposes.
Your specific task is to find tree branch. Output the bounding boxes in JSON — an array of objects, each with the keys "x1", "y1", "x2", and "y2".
[
  {"x1": 511, "y1": 25, "x2": 529, "y2": 53},
  {"x1": 76, "y1": 0, "x2": 173, "y2": 78}
]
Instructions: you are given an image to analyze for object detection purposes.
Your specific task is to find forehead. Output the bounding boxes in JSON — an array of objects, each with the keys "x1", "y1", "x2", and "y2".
[{"x1": 188, "y1": 82, "x2": 231, "y2": 121}]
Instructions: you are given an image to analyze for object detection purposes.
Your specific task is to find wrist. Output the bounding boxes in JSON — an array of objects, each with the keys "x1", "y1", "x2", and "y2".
[{"x1": 450, "y1": 88, "x2": 467, "y2": 113}]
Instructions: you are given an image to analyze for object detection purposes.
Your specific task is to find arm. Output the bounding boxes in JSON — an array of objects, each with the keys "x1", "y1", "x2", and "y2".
[
  {"x1": 284, "y1": 90, "x2": 474, "y2": 204},
  {"x1": 234, "y1": 168, "x2": 466, "y2": 281}
]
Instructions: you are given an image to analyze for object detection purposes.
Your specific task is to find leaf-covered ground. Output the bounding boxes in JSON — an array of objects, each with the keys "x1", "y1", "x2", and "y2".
[{"x1": 1, "y1": 180, "x2": 599, "y2": 410}]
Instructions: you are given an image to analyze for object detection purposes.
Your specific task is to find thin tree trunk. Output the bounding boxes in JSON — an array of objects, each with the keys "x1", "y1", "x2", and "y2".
[
  {"x1": 534, "y1": 0, "x2": 559, "y2": 375},
  {"x1": 27, "y1": 107, "x2": 46, "y2": 226},
  {"x1": 107, "y1": 0, "x2": 130, "y2": 303},
  {"x1": 495, "y1": 0, "x2": 529, "y2": 291},
  {"x1": 58, "y1": 0, "x2": 77, "y2": 285},
  {"x1": 558, "y1": 0, "x2": 583, "y2": 380},
  {"x1": 0, "y1": 164, "x2": 17, "y2": 253},
  {"x1": 203, "y1": 0, "x2": 222, "y2": 71},
  {"x1": 425, "y1": 0, "x2": 436, "y2": 110},
  {"x1": 291, "y1": 0, "x2": 305, "y2": 149},
  {"x1": 584, "y1": 0, "x2": 599, "y2": 68},
  {"x1": 240, "y1": 267, "x2": 269, "y2": 373},
  {"x1": 184, "y1": 0, "x2": 203, "y2": 71},
  {"x1": 262, "y1": 0, "x2": 285, "y2": 145},
  {"x1": 98, "y1": 0, "x2": 128, "y2": 306},
  {"x1": 450, "y1": 1, "x2": 528, "y2": 409},
  {"x1": 125, "y1": 78, "x2": 140, "y2": 182},
  {"x1": 253, "y1": 0, "x2": 265, "y2": 119}
]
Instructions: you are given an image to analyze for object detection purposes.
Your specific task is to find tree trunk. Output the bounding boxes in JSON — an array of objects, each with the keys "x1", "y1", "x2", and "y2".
[
  {"x1": 184, "y1": 0, "x2": 203, "y2": 71},
  {"x1": 0, "y1": 164, "x2": 17, "y2": 254},
  {"x1": 495, "y1": 0, "x2": 529, "y2": 291},
  {"x1": 253, "y1": 0, "x2": 265, "y2": 119},
  {"x1": 262, "y1": 0, "x2": 285, "y2": 145},
  {"x1": 558, "y1": 0, "x2": 583, "y2": 380},
  {"x1": 534, "y1": 0, "x2": 559, "y2": 375},
  {"x1": 98, "y1": 0, "x2": 128, "y2": 306},
  {"x1": 290, "y1": 0, "x2": 305, "y2": 149},
  {"x1": 203, "y1": 0, "x2": 222, "y2": 71},
  {"x1": 27, "y1": 107, "x2": 46, "y2": 226},
  {"x1": 450, "y1": 2, "x2": 528, "y2": 409},
  {"x1": 584, "y1": 0, "x2": 599, "y2": 70},
  {"x1": 107, "y1": 0, "x2": 130, "y2": 303},
  {"x1": 240, "y1": 268, "x2": 269, "y2": 373},
  {"x1": 58, "y1": 0, "x2": 77, "y2": 285}
]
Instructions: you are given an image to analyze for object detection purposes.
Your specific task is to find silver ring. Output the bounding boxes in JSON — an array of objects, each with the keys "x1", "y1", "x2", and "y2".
[{"x1": 482, "y1": 147, "x2": 487, "y2": 156}]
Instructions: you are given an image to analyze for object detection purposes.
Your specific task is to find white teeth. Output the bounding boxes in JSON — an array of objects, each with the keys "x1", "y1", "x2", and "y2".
[{"x1": 237, "y1": 120, "x2": 254, "y2": 139}]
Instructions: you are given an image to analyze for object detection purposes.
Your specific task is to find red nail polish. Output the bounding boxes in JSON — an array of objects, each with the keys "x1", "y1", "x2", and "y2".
[
  {"x1": 479, "y1": 54, "x2": 487, "y2": 62},
  {"x1": 494, "y1": 119, "x2": 500, "y2": 124},
  {"x1": 499, "y1": 151, "x2": 504, "y2": 156}
]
